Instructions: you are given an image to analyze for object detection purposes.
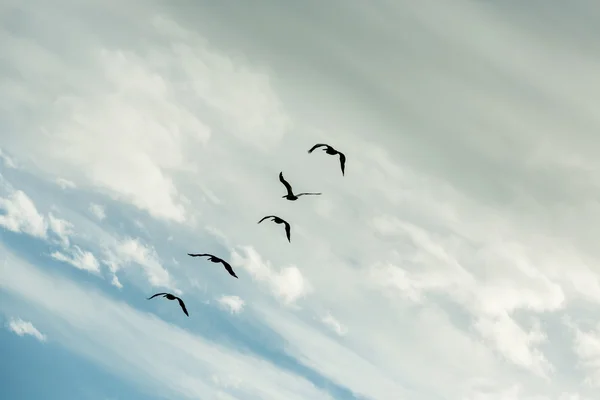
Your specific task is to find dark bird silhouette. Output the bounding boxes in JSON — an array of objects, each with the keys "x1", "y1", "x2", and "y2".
[
  {"x1": 258, "y1": 215, "x2": 291, "y2": 242},
  {"x1": 279, "y1": 172, "x2": 321, "y2": 201},
  {"x1": 308, "y1": 143, "x2": 346, "y2": 175},
  {"x1": 187, "y1": 253, "x2": 238, "y2": 278},
  {"x1": 147, "y1": 292, "x2": 189, "y2": 316}
]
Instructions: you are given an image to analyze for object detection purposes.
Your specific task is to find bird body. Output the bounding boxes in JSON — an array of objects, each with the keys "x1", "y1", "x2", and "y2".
[
  {"x1": 308, "y1": 143, "x2": 346, "y2": 175},
  {"x1": 278, "y1": 172, "x2": 321, "y2": 201},
  {"x1": 147, "y1": 292, "x2": 189, "y2": 316},
  {"x1": 258, "y1": 215, "x2": 291, "y2": 242},
  {"x1": 187, "y1": 253, "x2": 238, "y2": 278}
]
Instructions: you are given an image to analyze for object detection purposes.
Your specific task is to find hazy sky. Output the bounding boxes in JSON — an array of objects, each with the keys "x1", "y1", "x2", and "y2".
[{"x1": 2, "y1": 1, "x2": 600, "y2": 399}]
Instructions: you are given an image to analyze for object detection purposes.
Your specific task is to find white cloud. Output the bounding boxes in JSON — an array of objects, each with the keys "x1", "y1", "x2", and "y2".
[
  {"x1": 102, "y1": 237, "x2": 175, "y2": 291},
  {"x1": 0, "y1": 186, "x2": 77, "y2": 249},
  {"x1": 55, "y1": 178, "x2": 76, "y2": 190},
  {"x1": 111, "y1": 275, "x2": 123, "y2": 289},
  {"x1": 163, "y1": 20, "x2": 292, "y2": 150},
  {"x1": 0, "y1": 253, "x2": 335, "y2": 400},
  {"x1": 231, "y1": 246, "x2": 311, "y2": 305},
  {"x1": 7, "y1": 317, "x2": 46, "y2": 342},
  {"x1": 0, "y1": 190, "x2": 47, "y2": 238},
  {"x1": 321, "y1": 313, "x2": 347, "y2": 336},
  {"x1": 2, "y1": 1, "x2": 600, "y2": 399},
  {"x1": 88, "y1": 203, "x2": 106, "y2": 221},
  {"x1": 51, "y1": 245, "x2": 100, "y2": 274},
  {"x1": 217, "y1": 295, "x2": 245, "y2": 314},
  {"x1": 47, "y1": 212, "x2": 74, "y2": 246},
  {"x1": 571, "y1": 322, "x2": 600, "y2": 387},
  {"x1": 474, "y1": 313, "x2": 552, "y2": 379},
  {"x1": 0, "y1": 148, "x2": 16, "y2": 169},
  {"x1": 1, "y1": 11, "x2": 292, "y2": 225}
]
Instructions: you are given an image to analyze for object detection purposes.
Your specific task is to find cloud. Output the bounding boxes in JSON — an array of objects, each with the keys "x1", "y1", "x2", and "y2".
[
  {"x1": 0, "y1": 148, "x2": 17, "y2": 169},
  {"x1": 320, "y1": 313, "x2": 347, "y2": 336},
  {"x1": 0, "y1": 184, "x2": 77, "y2": 249},
  {"x1": 0, "y1": 252, "x2": 335, "y2": 400},
  {"x1": 217, "y1": 295, "x2": 245, "y2": 314},
  {"x1": 7, "y1": 317, "x2": 46, "y2": 342},
  {"x1": 1, "y1": 10, "x2": 292, "y2": 224},
  {"x1": 55, "y1": 178, "x2": 76, "y2": 190},
  {"x1": 88, "y1": 203, "x2": 106, "y2": 221},
  {"x1": 102, "y1": 237, "x2": 175, "y2": 291},
  {"x1": 51, "y1": 245, "x2": 101, "y2": 274},
  {"x1": 571, "y1": 322, "x2": 600, "y2": 387},
  {"x1": 474, "y1": 313, "x2": 552, "y2": 379},
  {"x1": 231, "y1": 246, "x2": 311, "y2": 305},
  {"x1": 2, "y1": 1, "x2": 600, "y2": 399},
  {"x1": 47, "y1": 212, "x2": 74, "y2": 246},
  {"x1": 0, "y1": 189, "x2": 47, "y2": 238}
]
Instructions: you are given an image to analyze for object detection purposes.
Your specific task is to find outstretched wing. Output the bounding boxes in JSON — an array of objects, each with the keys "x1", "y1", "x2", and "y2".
[
  {"x1": 278, "y1": 172, "x2": 294, "y2": 196},
  {"x1": 284, "y1": 221, "x2": 291, "y2": 242},
  {"x1": 147, "y1": 292, "x2": 168, "y2": 300},
  {"x1": 258, "y1": 215, "x2": 275, "y2": 224},
  {"x1": 176, "y1": 297, "x2": 189, "y2": 316},
  {"x1": 187, "y1": 253, "x2": 211, "y2": 258},
  {"x1": 338, "y1": 152, "x2": 346, "y2": 175},
  {"x1": 308, "y1": 143, "x2": 328, "y2": 153},
  {"x1": 297, "y1": 192, "x2": 322, "y2": 196},
  {"x1": 219, "y1": 259, "x2": 239, "y2": 279}
]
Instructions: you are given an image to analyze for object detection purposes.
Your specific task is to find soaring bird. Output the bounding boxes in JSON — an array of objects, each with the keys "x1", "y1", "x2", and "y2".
[
  {"x1": 147, "y1": 292, "x2": 189, "y2": 316},
  {"x1": 308, "y1": 143, "x2": 346, "y2": 175},
  {"x1": 187, "y1": 253, "x2": 238, "y2": 278},
  {"x1": 279, "y1": 172, "x2": 321, "y2": 201},
  {"x1": 258, "y1": 215, "x2": 291, "y2": 242}
]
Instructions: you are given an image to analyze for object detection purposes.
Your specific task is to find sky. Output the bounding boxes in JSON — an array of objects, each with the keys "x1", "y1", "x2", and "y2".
[{"x1": 1, "y1": 0, "x2": 600, "y2": 399}]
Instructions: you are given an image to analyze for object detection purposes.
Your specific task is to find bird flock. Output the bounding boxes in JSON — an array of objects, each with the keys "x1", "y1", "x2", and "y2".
[{"x1": 147, "y1": 143, "x2": 347, "y2": 316}]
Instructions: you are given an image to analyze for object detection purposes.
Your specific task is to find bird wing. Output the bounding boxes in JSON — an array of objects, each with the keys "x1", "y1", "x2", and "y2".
[
  {"x1": 297, "y1": 192, "x2": 322, "y2": 196},
  {"x1": 219, "y1": 259, "x2": 239, "y2": 279},
  {"x1": 279, "y1": 172, "x2": 294, "y2": 196},
  {"x1": 176, "y1": 297, "x2": 189, "y2": 316},
  {"x1": 258, "y1": 215, "x2": 276, "y2": 224},
  {"x1": 147, "y1": 292, "x2": 168, "y2": 300},
  {"x1": 187, "y1": 253, "x2": 211, "y2": 257},
  {"x1": 338, "y1": 152, "x2": 346, "y2": 175},
  {"x1": 284, "y1": 221, "x2": 291, "y2": 242},
  {"x1": 308, "y1": 143, "x2": 328, "y2": 153}
]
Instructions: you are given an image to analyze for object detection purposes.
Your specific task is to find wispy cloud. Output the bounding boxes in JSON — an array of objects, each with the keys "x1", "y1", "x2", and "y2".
[
  {"x1": 55, "y1": 178, "x2": 76, "y2": 190},
  {"x1": 47, "y1": 212, "x2": 74, "y2": 247},
  {"x1": 231, "y1": 246, "x2": 311, "y2": 305},
  {"x1": 88, "y1": 203, "x2": 106, "y2": 221},
  {"x1": 7, "y1": 317, "x2": 46, "y2": 342},
  {"x1": 0, "y1": 253, "x2": 335, "y2": 400},
  {"x1": 51, "y1": 246, "x2": 101, "y2": 274},
  {"x1": 0, "y1": 148, "x2": 17, "y2": 169},
  {"x1": 570, "y1": 321, "x2": 600, "y2": 387},
  {"x1": 217, "y1": 295, "x2": 245, "y2": 314},
  {"x1": 0, "y1": 190, "x2": 47, "y2": 238},
  {"x1": 321, "y1": 313, "x2": 347, "y2": 336},
  {"x1": 102, "y1": 237, "x2": 176, "y2": 292},
  {"x1": 1, "y1": 1, "x2": 600, "y2": 399}
]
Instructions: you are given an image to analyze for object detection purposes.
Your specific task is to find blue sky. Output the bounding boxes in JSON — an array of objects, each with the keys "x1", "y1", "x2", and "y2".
[{"x1": 2, "y1": 0, "x2": 600, "y2": 399}]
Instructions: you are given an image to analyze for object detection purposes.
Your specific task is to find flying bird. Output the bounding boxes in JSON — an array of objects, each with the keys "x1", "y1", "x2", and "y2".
[
  {"x1": 147, "y1": 292, "x2": 189, "y2": 316},
  {"x1": 187, "y1": 253, "x2": 238, "y2": 278},
  {"x1": 279, "y1": 172, "x2": 321, "y2": 201},
  {"x1": 308, "y1": 143, "x2": 346, "y2": 175},
  {"x1": 258, "y1": 215, "x2": 291, "y2": 242}
]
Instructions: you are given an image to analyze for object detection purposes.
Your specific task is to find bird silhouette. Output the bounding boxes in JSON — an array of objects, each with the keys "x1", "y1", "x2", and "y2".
[
  {"x1": 279, "y1": 172, "x2": 321, "y2": 201},
  {"x1": 308, "y1": 143, "x2": 346, "y2": 175},
  {"x1": 147, "y1": 292, "x2": 189, "y2": 316},
  {"x1": 187, "y1": 253, "x2": 238, "y2": 278},
  {"x1": 258, "y1": 215, "x2": 291, "y2": 242}
]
